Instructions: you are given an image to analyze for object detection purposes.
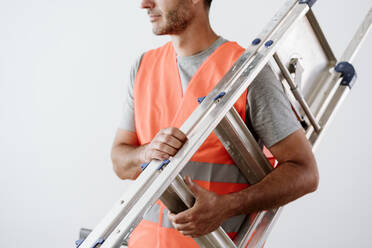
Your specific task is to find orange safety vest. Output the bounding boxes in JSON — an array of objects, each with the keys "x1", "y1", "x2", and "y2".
[{"x1": 130, "y1": 41, "x2": 275, "y2": 248}]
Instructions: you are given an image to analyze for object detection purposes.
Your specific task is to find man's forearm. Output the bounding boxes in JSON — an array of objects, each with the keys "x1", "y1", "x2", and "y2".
[
  {"x1": 223, "y1": 161, "x2": 319, "y2": 218},
  {"x1": 111, "y1": 144, "x2": 146, "y2": 180}
]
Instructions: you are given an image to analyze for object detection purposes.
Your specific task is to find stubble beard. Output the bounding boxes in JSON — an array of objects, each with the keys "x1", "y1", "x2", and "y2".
[{"x1": 152, "y1": 2, "x2": 194, "y2": 35}]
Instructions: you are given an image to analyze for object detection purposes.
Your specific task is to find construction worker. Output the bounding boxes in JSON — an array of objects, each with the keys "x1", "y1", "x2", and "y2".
[{"x1": 111, "y1": 0, "x2": 319, "y2": 247}]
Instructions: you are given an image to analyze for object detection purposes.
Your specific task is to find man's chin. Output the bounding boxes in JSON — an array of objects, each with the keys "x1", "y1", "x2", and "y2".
[{"x1": 152, "y1": 27, "x2": 168, "y2": 36}]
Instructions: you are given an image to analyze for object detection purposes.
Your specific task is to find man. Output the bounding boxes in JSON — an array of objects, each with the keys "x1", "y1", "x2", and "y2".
[{"x1": 111, "y1": 0, "x2": 319, "y2": 247}]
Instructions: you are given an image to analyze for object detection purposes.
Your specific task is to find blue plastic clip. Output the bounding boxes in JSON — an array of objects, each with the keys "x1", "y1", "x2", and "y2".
[
  {"x1": 91, "y1": 238, "x2": 105, "y2": 248},
  {"x1": 197, "y1": 96, "x2": 206, "y2": 103},
  {"x1": 141, "y1": 162, "x2": 150, "y2": 171},
  {"x1": 75, "y1": 239, "x2": 84, "y2": 248},
  {"x1": 298, "y1": 0, "x2": 317, "y2": 8},
  {"x1": 158, "y1": 159, "x2": 170, "y2": 170},
  {"x1": 252, "y1": 38, "x2": 261, "y2": 45},
  {"x1": 335, "y1": 61, "x2": 357, "y2": 89},
  {"x1": 213, "y1": 92, "x2": 226, "y2": 101},
  {"x1": 75, "y1": 238, "x2": 104, "y2": 248},
  {"x1": 265, "y1": 40, "x2": 274, "y2": 48}
]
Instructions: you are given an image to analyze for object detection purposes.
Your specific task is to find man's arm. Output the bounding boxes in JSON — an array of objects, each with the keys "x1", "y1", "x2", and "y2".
[
  {"x1": 169, "y1": 128, "x2": 319, "y2": 237},
  {"x1": 227, "y1": 128, "x2": 318, "y2": 214},
  {"x1": 111, "y1": 128, "x2": 187, "y2": 180},
  {"x1": 111, "y1": 129, "x2": 143, "y2": 180}
]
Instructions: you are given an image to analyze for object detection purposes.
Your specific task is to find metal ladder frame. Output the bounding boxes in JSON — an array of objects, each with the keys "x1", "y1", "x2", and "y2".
[{"x1": 77, "y1": 1, "x2": 372, "y2": 247}]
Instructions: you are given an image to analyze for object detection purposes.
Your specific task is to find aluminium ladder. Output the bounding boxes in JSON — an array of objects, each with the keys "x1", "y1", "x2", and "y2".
[{"x1": 77, "y1": 0, "x2": 372, "y2": 247}]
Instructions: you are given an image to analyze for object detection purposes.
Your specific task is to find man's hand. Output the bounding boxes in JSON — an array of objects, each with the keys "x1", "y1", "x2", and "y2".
[
  {"x1": 111, "y1": 127, "x2": 187, "y2": 180},
  {"x1": 168, "y1": 176, "x2": 229, "y2": 238},
  {"x1": 142, "y1": 127, "x2": 187, "y2": 162}
]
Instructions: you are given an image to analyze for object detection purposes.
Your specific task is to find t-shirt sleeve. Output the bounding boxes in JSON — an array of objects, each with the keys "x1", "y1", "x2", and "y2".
[
  {"x1": 118, "y1": 54, "x2": 144, "y2": 132},
  {"x1": 246, "y1": 64, "x2": 301, "y2": 148}
]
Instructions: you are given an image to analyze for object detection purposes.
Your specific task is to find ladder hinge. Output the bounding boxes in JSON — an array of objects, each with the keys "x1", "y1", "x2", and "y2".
[{"x1": 335, "y1": 62, "x2": 357, "y2": 89}]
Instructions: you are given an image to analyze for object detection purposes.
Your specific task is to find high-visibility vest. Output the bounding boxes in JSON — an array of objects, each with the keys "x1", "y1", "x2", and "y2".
[{"x1": 130, "y1": 41, "x2": 275, "y2": 247}]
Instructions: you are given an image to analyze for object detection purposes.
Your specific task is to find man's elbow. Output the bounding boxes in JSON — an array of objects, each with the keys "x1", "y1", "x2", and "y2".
[
  {"x1": 305, "y1": 160, "x2": 319, "y2": 194},
  {"x1": 111, "y1": 148, "x2": 138, "y2": 180}
]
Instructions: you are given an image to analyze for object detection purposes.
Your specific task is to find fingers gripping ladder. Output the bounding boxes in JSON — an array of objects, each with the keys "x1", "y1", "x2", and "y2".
[{"x1": 78, "y1": 1, "x2": 372, "y2": 247}]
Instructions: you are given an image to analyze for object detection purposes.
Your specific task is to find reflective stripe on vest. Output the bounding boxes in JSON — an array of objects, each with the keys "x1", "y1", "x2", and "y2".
[{"x1": 131, "y1": 41, "x2": 273, "y2": 247}]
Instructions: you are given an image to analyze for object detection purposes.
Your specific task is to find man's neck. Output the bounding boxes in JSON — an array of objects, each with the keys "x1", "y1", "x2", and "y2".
[{"x1": 170, "y1": 17, "x2": 219, "y2": 57}]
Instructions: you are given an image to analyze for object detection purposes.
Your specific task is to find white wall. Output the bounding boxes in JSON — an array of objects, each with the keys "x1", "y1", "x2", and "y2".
[{"x1": 0, "y1": 0, "x2": 371, "y2": 247}]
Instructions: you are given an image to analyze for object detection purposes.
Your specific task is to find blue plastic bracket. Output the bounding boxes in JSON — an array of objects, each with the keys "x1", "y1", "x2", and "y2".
[
  {"x1": 298, "y1": 0, "x2": 317, "y2": 8},
  {"x1": 158, "y1": 159, "x2": 170, "y2": 170},
  {"x1": 75, "y1": 238, "x2": 104, "y2": 248},
  {"x1": 335, "y1": 62, "x2": 357, "y2": 89},
  {"x1": 198, "y1": 92, "x2": 225, "y2": 104},
  {"x1": 197, "y1": 96, "x2": 206, "y2": 103},
  {"x1": 264, "y1": 40, "x2": 274, "y2": 47},
  {"x1": 213, "y1": 92, "x2": 226, "y2": 101},
  {"x1": 91, "y1": 238, "x2": 105, "y2": 248},
  {"x1": 141, "y1": 162, "x2": 150, "y2": 171},
  {"x1": 252, "y1": 38, "x2": 261, "y2": 45},
  {"x1": 75, "y1": 239, "x2": 84, "y2": 248}
]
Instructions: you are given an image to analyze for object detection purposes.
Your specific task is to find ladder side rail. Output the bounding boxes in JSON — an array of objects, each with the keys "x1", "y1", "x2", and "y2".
[
  {"x1": 340, "y1": 8, "x2": 372, "y2": 63},
  {"x1": 245, "y1": 208, "x2": 283, "y2": 248},
  {"x1": 237, "y1": 211, "x2": 267, "y2": 248},
  {"x1": 309, "y1": 83, "x2": 349, "y2": 150}
]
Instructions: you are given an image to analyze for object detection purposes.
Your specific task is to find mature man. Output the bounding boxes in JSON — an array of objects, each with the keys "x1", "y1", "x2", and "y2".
[{"x1": 111, "y1": 0, "x2": 319, "y2": 247}]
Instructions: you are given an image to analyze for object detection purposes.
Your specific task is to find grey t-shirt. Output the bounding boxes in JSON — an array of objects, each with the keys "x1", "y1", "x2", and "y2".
[{"x1": 119, "y1": 37, "x2": 300, "y2": 148}]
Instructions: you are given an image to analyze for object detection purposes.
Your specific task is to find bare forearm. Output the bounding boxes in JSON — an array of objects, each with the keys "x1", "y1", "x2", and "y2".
[
  {"x1": 111, "y1": 144, "x2": 146, "y2": 180},
  {"x1": 223, "y1": 161, "x2": 319, "y2": 218}
]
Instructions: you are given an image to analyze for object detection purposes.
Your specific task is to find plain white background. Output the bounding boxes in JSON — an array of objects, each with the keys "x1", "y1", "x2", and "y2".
[{"x1": 0, "y1": 0, "x2": 371, "y2": 247}]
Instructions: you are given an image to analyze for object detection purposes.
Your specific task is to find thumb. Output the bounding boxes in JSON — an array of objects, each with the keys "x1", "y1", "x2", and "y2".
[{"x1": 184, "y1": 175, "x2": 204, "y2": 197}]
